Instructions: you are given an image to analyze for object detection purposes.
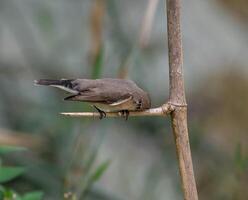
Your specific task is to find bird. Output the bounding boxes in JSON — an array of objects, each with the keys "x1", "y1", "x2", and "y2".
[{"x1": 34, "y1": 78, "x2": 151, "y2": 120}]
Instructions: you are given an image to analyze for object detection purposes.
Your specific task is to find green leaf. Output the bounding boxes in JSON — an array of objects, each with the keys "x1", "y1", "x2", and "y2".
[
  {"x1": 89, "y1": 160, "x2": 111, "y2": 184},
  {"x1": 234, "y1": 143, "x2": 248, "y2": 172},
  {"x1": 0, "y1": 185, "x2": 5, "y2": 200},
  {"x1": 22, "y1": 191, "x2": 44, "y2": 200},
  {"x1": 0, "y1": 188, "x2": 3, "y2": 200},
  {"x1": 3, "y1": 188, "x2": 21, "y2": 200},
  {"x1": 0, "y1": 145, "x2": 27, "y2": 155},
  {"x1": 234, "y1": 143, "x2": 244, "y2": 170},
  {"x1": 91, "y1": 48, "x2": 104, "y2": 79},
  {"x1": 0, "y1": 185, "x2": 5, "y2": 192},
  {"x1": 0, "y1": 167, "x2": 25, "y2": 183},
  {"x1": 78, "y1": 160, "x2": 111, "y2": 199}
]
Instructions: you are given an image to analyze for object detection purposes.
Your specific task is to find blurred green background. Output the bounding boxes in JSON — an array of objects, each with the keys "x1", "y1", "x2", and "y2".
[{"x1": 0, "y1": 0, "x2": 248, "y2": 199}]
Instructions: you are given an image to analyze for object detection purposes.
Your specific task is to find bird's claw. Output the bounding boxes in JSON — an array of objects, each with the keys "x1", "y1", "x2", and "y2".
[
  {"x1": 99, "y1": 110, "x2": 106, "y2": 119},
  {"x1": 120, "y1": 110, "x2": 129, "y2": 121},
  {"x1": 93, "y1": 106, "x2": 106, "y2": 119}
]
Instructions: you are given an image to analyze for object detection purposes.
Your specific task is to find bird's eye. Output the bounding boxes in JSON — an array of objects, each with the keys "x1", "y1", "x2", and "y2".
[
  {"x1": 136, "y1": 100, "x2": 142, "y2": 109},
  {"x1": 71, "y1": 81, "x2": 79, "y2": 88}
]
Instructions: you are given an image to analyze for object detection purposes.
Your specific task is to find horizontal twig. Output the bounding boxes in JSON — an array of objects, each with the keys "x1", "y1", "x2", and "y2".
[{"x1": 60, "y1": 103, "x2": 174, "y2": 118}]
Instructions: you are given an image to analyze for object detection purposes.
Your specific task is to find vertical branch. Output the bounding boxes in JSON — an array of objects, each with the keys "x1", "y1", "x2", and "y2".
[
  {"x1": 166, "y1": 0, "x2": 198, "y2": 200},
  {"x1": 167, "y1": 0, "x2": 185, "y2": 105}
]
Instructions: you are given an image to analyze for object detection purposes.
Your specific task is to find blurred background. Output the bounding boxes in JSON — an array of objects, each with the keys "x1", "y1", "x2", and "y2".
[{"x1": 0, "y1": 0, "x2": 248, "y2": 199}]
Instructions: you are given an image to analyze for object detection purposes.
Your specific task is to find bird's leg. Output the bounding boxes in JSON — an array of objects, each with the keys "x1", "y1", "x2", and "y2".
[
  {"x1": 93, "y1": 106, "x2": 106, "y2": 119},
  {"x1": 120, "y1": 110, "x2": 129, "y2": 121}
]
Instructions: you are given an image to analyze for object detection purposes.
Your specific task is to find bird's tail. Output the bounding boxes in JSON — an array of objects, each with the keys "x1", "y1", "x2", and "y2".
[{"x1": 34, "y1": 79, "x2": 78, "y2": 94}]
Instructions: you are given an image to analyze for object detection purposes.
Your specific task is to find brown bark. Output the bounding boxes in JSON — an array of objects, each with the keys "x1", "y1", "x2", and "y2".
[{"x1": 166, "y1": 0, "x2": 198, "y2": 199}]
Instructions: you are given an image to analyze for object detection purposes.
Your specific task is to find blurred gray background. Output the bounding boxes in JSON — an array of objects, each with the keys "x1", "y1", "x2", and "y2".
[{"x1": 0, "y1": 0, "x2": 248, "y2": 199}]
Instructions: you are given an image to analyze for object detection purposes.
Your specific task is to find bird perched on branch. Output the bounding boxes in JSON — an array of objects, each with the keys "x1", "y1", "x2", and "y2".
[{"x1": 34, "y1": 78, "x2": 151, "y2": 120}]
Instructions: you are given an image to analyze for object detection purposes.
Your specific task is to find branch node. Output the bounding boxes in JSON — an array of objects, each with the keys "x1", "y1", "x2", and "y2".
[
  {"x1": 161, "y1": 103, "x2": 174, "y2": 114},
  {"x1": 168, "y1": 101, "x2": 187, "y2": 108}
]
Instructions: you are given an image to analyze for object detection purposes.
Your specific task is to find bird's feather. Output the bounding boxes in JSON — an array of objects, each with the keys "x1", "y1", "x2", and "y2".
[{"x1": 93, "y1": 96, "x2": 136, "y2": 112}]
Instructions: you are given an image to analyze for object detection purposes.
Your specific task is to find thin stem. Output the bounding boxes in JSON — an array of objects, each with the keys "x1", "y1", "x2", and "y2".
[
  {"x1": 60, "y1": 104, "x2": 173, "y2": 118},
  {"x1": 166, "y1": 0, "x2": 198, "y2": 199}
]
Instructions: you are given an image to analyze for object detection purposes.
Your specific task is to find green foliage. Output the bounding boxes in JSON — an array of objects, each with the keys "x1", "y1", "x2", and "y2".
[
  {"x1": 0, "y1": 188, "x2": 22, "y2": 200},
  {"x1": 0, "y1": 146, "x2": 27, "y2": 155},
  {"x1": 36, "y1": 6, "x2": 53, "y2": 33},
  {"x1": 0, "y1": 187, "x2": 43, "y2": 200},
  {"x1": 78, "y1": 159, "x2": 111, "y2": 199},
  {"x1": 91, "y1": 48, "x2": 104, "y2": 79},
  {"x1": 89, "y1": 160, "x2": 111, "y2": 184},
  {"x1": 234, "y1": 143, "x2": 248, "y2": 172},
  {"x1": 0, "y1": 145, "x2": 44, "y2": 200},
  {"x1": 0, "y1": 167, "x2": 25, "y2": 183},
  {"x1": 22, "y1": 191, "x2": 44, "y2": 200}
]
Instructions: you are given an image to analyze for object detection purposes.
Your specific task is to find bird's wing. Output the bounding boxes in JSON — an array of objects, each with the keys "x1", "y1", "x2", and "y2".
[
  {"x1": 93, "y1": 96, "x2": 137, "y2": 112},
  {"x1": 109, "y1": 96, "x2": 133, "y2": 106},
  {"x1": 65, "y1": 86, "x2": 132, "y2": 104}
]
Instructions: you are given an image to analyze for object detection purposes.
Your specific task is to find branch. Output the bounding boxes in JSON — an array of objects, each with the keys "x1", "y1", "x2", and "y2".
[
  {"x1": 166, "y1": 0, "x2": 198, "y2": 199},
  {"x1": 60, "y1": 103, "x2": 173, "y2": 118}
]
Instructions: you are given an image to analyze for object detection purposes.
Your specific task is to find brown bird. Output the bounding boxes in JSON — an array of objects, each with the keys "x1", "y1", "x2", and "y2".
[{"x1": 34, "y1": 78, "x2": 151, "y2": 119}]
